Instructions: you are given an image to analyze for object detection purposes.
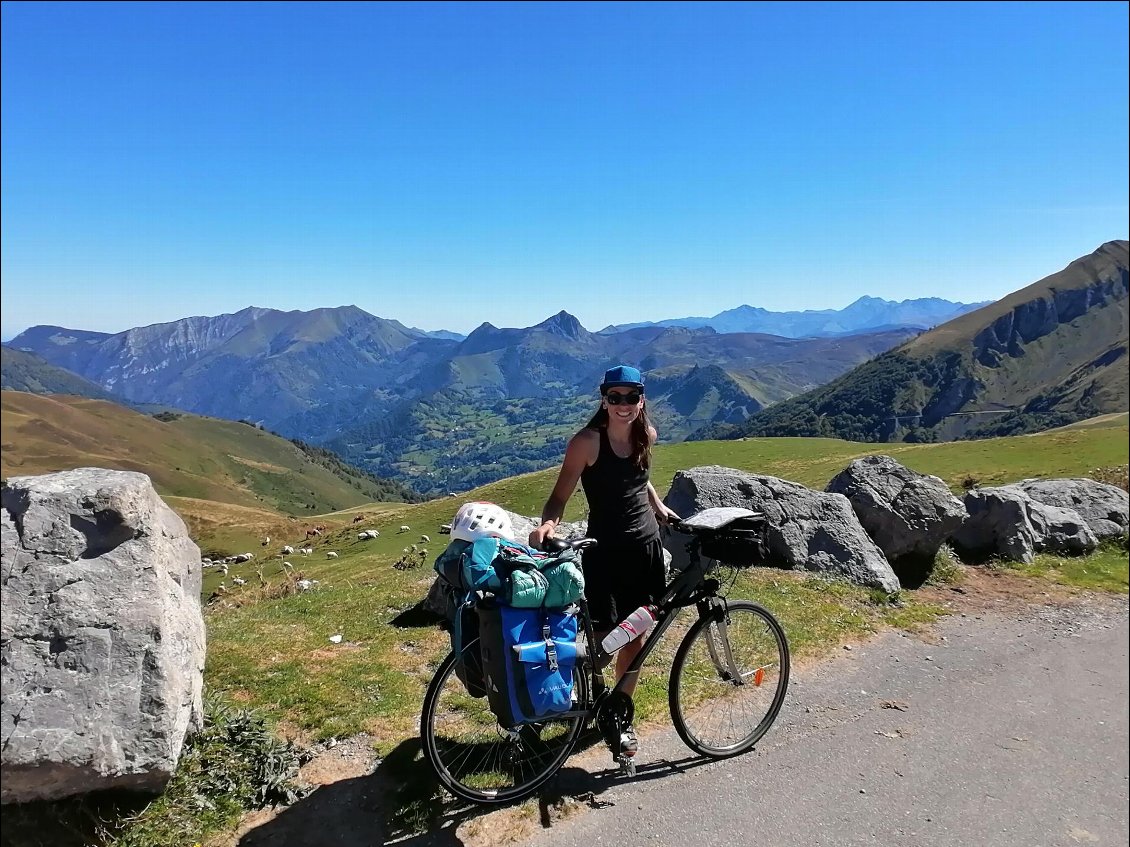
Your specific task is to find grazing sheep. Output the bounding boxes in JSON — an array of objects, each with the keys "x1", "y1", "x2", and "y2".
[
  {"x1": 300, "y1": 547, "x2": 312, "y2": 556},
  {"x1": 326, "y1": 551, "x2": 339, "y2": 559},
  {"x1": 419, "y1": 534, "x2": 430, "y2": 543},
  {"x1": 398, "y1": 525, "x2": 410, "y2": 533},
  {"x1": 281, "y1": 545, "x2": 294, "y2": 555},
  {"x1": 353, "y1": 514, "x2": 366, "y2": 523},
  {"x1": 296, "y1": 579, "x2": 314, "y2": 591},
  {"x1": 232, "y1": 577, "x2": 247, "y2": 586},
  {"x1": 358, "y1": 529, "x2": 380, "y2": 540},
  {"x1": 261, "y1": 536, "x2": 270, "y2": 546}
]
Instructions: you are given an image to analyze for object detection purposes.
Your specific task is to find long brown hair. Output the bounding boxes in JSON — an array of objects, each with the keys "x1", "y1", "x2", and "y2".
[{"x1": 584, "y1": 399, "x2": 653, "y2": 470}]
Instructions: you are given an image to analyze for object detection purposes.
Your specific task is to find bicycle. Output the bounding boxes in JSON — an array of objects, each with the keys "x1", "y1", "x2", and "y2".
[{"x1": 420, "y1": 507, "x2": 791, "y2": 805}]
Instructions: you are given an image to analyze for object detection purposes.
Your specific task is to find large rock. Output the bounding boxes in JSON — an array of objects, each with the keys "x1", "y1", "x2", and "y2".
[
  {"x1": 951, "y1": 486, "x2": 1099, "y2": 564},
  {"x1": 826, "y1": 455, "x2": 967, "y2": 575},
  {"x1": 1, "y1": 469, "x2": 206, "y2": 805},
  {"x1": 664, "y1": 466, "x2": 900, "y2": 594},
  {"x1": 1003, "y1": 478, "x2": 1128, "y2": 541}
]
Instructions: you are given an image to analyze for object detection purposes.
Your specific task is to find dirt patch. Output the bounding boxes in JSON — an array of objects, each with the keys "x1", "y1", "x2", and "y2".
[{"x1": 915, "y1": 565, "x2": 1085, "y2": 613}]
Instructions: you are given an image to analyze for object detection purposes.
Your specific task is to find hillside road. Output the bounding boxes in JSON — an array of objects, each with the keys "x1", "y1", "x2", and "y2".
[{"x1": 517, "y1": 593, "x2": 1128, "y2": 847}]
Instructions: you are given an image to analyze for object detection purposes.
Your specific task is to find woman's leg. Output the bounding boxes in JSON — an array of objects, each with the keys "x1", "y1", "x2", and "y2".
[{"x1": 614, "y1": 635, "x2": 645, "y2": 697}]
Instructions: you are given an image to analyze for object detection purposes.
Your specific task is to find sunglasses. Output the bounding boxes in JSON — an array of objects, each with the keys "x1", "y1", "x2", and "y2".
[{"x1": 605, "y1": 391, "x2": 642, "y2": 406}]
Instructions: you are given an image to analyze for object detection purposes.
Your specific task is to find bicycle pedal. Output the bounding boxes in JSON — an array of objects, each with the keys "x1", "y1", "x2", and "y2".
[{"x1": 616, "y1": 755, "x2": 637, "y2": 777}]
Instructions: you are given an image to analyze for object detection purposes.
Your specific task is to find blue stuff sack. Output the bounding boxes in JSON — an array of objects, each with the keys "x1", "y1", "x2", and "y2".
[{"x1": 477, "y1": 599, "x2": 578, "y2": 727}]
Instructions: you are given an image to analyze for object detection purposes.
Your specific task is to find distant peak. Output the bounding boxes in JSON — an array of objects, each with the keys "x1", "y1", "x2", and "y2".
[
  {"x1": 466, "y1": 321, "x2": 499, "y2": 336},
  {"x1": 535, "y1": 311, "x2": 587, "y2": 339}
]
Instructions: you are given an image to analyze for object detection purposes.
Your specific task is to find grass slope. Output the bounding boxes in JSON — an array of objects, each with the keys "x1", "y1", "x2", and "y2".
[
  {"x1": 1, "y1": 345, "x2": 116, "y2": 399},
  {"x1": 0, "y1": 391, "x2": 415, "y2": 521}
]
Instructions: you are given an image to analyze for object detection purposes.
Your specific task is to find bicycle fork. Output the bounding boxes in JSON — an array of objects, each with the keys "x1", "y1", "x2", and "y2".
[{"x1": 700, "y1": 598, "x2": 750, "y2": 686}]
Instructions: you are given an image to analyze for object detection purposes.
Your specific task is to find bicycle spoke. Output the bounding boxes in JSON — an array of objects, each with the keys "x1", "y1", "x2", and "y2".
[
  {"x1": 421, "y1": 652, "x2": 588, "y2": 804},
  {"x1": 669, "y1": 601, "x2": 790, "y2": 757}
]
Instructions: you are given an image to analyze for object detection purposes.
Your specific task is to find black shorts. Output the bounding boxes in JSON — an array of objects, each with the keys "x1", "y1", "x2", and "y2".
[{"x1": 580, "y1": 536, "x2": 667, "y2": 631}]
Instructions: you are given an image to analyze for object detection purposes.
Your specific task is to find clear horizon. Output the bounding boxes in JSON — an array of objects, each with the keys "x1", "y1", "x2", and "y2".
[{"x1": 2, "y1": 1, "x2": 1127, "y2": 340}]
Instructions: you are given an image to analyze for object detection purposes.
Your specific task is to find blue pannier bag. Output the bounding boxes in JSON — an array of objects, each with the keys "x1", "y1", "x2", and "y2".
[{"x1": 477, "y1": 598, "x2": 579, "y2": 727}]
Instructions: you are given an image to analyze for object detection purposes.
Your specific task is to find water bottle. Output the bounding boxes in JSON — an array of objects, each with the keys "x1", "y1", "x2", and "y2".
[{"x1": 600, "y1": 605, "x2": 658, "y2": 654}]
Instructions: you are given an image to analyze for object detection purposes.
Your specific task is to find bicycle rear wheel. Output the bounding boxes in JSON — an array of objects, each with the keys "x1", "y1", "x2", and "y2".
[
  {"x1": 669, "y1": 600, "x2": 789, "y2": 757},
  {"x1": 420, "y1": 646, "x2": 589, "y2": 804}
]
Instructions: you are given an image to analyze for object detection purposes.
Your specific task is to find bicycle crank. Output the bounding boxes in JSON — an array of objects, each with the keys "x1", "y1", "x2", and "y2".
[{"x1": 596, "y1": 690, "x2": 635, "y2": 758}]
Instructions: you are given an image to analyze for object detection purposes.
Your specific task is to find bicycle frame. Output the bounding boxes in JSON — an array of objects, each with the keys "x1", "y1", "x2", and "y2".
[{"x1": 565, "y1": 540, "x2": 734, "y2": 722}]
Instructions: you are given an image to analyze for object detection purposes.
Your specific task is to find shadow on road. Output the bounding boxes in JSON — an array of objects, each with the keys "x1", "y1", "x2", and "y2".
[{"x1": 238, "y1": 733, "x2": 715, "y2": 846}]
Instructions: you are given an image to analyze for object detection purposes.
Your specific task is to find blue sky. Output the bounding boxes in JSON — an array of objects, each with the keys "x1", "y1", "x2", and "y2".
[{"x1": 2, "y1": 1, "x2": 1127, "y2": 340}]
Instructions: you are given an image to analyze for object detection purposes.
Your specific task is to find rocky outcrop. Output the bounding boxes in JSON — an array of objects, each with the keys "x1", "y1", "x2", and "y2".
[
  {"x1": 663, "y1": 466, "x2": 900, "y2": 594},
  {"x1": 951, "y1": 486, "x2": 1099, "y2": 564},
  {"x1": 826, "y1": 456, "x2": 967, "y2": 570},
  {"x1": 1002, "y1": 478, "x2": 1128, "y2": 540},
  {"x1": 1, "y1": 469, "x2": 206, "y2": 805},
  {"x1": 972, "y1": 270, "x2": 1128, "y2": 367}
]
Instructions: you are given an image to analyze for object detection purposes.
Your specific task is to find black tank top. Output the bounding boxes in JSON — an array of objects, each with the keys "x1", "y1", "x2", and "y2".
[{"x1": 580, "y1": 428, "x2": 659, "y2": 544}]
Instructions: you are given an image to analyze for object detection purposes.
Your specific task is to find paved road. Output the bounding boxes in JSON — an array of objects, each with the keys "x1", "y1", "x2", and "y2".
[{"x1": 520, "y1": 596, "x2": 1129, "y2": 847}]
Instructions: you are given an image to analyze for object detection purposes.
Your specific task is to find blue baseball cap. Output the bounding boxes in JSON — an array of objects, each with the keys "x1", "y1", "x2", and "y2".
[{"x1": 601, "y1": 365, "x2": 644, "y2": 392}]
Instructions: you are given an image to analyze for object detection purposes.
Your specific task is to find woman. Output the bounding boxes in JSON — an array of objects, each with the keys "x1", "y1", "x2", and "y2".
[{"x1": 529, "y1": 364, "x2": 680, "y2": 758}]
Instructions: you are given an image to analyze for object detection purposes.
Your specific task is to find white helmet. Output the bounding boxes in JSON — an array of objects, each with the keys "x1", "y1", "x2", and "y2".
[{"x1": 451, "y1": 501, "x2": 514, "y2": 543}]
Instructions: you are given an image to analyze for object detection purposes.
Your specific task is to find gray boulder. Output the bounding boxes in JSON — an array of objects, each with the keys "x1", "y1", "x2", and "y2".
[
  {"x1": 826, "y1": 455, "x2": 967, "y2": 569},
  {"x1": 1, "y1": 468, "x2": 206, "y2": 805},
  {"x1": 664, "y1": 466, "x2": 900, "y2": 594},
  {"x1": 1004, "y1": 478, "x2": 1128, "y2": 540},
  {"x1": 951, "y1": 486, "x2": 1099, "y2": 564}
]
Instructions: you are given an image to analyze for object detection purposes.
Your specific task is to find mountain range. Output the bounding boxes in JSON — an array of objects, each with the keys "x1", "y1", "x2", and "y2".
[
  {"x1": 4, "y1": 305, "x2": 931, "y2": 495},
  {"x1": 601, "y1": 295, "x2": 990, "y2": 336},
  {"x1": 4, "y1": 246, "x2": 1126, "y2": 495},
  {"x1": 699, "y1": 240, "x2": 1129, "y2": 444}
]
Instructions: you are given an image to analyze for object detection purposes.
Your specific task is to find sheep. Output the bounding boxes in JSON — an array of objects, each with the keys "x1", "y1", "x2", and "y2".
[
  {"x1": 299, "y1": 547, "x2": 312, "y2": 556},
  {"x1": 398, "y1": 525, "x2": 410, "y2": 533},
  {"x1": 419, "y1": 534, "x2": 430, "y2": 543},
  {"x1": 261, "y1": 536, "x2": 270, "y2": 546},
  {"x1": 357, "y1": 530, "x2": 379, "y2": 540},
  {"x1": 296, "y1": 579, "x2": 314, "y2": 591},
  {"x1": 326, "y1": 551, "x2": 339, "y2": 559},
  {"x1": 232, "y1": 577, "x2": 247, "y2": 586},
  {"x1": 352, "y1": 514, "x2": 366, "y2": 523},
  {"x1": 281, "y1": 545, "x2": 294, "y2": 555}
]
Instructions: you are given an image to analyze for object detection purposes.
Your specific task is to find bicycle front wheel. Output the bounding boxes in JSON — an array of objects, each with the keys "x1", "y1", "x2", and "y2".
[
  {"x1": 420, "y1": 648, "x2": 589, "y2": 805},
  {"x1": 669, "y1": 600, "x2": 789, "y2": 757}
]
